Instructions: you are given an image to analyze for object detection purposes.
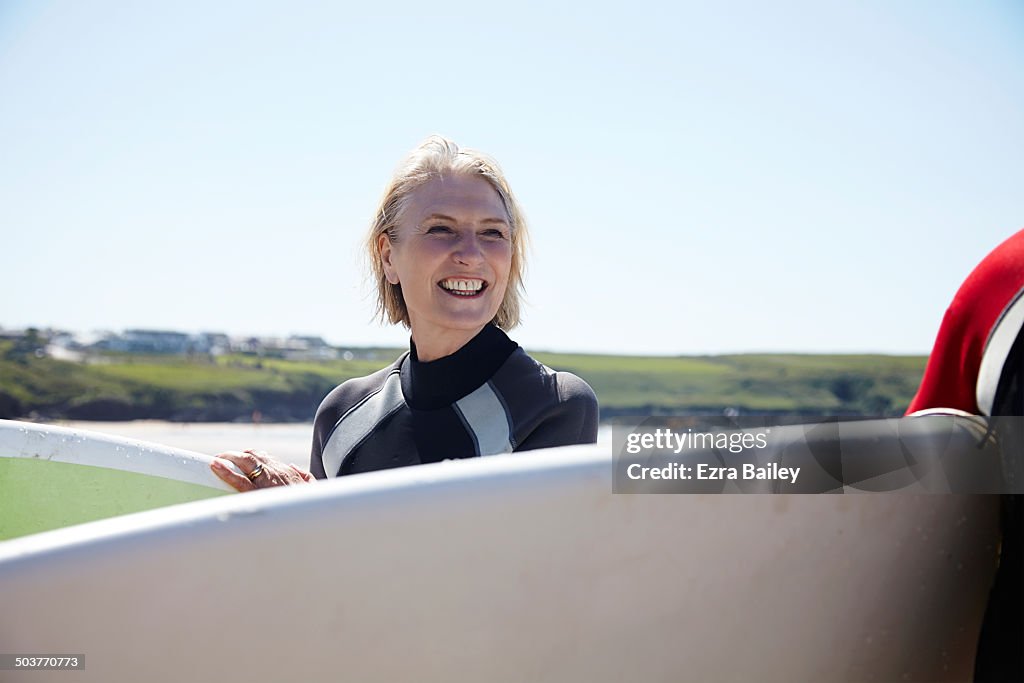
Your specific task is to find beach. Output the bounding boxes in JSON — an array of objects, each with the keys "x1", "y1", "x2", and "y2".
[{"x1": 45, "y1": 420, "x2": 614, "y2": 468}]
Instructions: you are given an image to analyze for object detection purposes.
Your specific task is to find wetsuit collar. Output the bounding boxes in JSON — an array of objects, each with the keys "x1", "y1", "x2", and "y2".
[{"x1": 401, "y1": 324, "x2": 518, "y2": 411}]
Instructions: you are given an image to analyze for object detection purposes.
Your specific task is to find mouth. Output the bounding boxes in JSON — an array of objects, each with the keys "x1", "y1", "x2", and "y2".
[{"x1": 438, "y1": 278, "x2": 488, "y2": 298}]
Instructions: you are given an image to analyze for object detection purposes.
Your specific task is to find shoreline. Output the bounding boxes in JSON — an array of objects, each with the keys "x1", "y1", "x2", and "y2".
[{"x1": 11, "y1": 419, "x2": 614, "y2": 468}]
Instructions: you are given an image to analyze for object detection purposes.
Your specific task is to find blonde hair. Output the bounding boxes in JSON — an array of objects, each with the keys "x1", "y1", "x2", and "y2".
[{"x1": 367, "y1": 135, "x2": 529, "y2": 329}]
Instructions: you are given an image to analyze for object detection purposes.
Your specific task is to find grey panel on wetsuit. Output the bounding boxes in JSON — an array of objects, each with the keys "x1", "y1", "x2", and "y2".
[
  {"x1": 321, "y1": 370, "x2": 405, "y2": 478},
  {"x1": 454, "y1": 381, "x2": 514, "y2": 456}
]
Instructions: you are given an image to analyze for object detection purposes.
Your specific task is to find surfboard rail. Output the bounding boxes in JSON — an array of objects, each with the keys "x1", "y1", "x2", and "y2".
[{"x1": 0, "y1": 419, "x2": 240, "y2": 540}]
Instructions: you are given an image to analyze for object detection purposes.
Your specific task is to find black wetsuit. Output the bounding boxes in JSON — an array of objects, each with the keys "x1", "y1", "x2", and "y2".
[{"x1": 309, "y1": 324, "x2": 599, "y2": 479}]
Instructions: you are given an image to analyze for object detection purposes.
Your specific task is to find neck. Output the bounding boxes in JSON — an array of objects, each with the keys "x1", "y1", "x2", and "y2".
[{"x1": 410, "y1": 324, "x2": 487, "y2": 362}]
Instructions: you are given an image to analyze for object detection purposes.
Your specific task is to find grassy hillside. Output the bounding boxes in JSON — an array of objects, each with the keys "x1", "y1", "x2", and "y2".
[
  {"x1": 532, "y1": 352, "x2": 925, "y2": 415},
  {"x1": 0, "y1": 341, "x2": 927, "y2": 421},
  {"x1": 0, "y1": 342, "x2": 395, "y2": 421}
]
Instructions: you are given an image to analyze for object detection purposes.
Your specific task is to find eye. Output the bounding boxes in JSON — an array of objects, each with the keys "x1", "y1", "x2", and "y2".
[
  {"x1": 481, "y1": 228, "x2": 508, "y2": 240},
  {"x1": 426, "y1": 225, "x2": 453, "y2": 235}
]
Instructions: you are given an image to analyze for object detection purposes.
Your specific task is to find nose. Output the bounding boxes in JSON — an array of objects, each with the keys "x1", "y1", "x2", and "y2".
[{"x1": 452, "y1": 233, "x2": 484, "y2": 266}]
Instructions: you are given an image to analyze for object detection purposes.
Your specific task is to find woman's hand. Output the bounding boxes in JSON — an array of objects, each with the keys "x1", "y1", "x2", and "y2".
[{"x1": 210, "y1": 449, "x2": 314, "y2": 492}]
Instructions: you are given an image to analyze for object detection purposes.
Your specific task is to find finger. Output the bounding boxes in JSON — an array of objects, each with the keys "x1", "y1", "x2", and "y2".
[
  {"x1": 215, "y1": 451, "x2": 260, "y2": 471},
  {"x1": 264, "y1": 464, "x2": 303, "y2": 487},
  {"x1": 289, "y1": 464, "x2": 314, "y2": 482},
  {"x1": 210, "y1": 459, "x2": 255, "y2": 492},
  {"x1": 243, "y1": 448, "x2": 270, "y2": 461}
]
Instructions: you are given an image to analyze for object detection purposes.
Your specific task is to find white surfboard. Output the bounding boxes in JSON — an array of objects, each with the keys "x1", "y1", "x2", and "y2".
[
  {"x1": 0, "y1": 418, "x2": 1001, "y2": 683},
  {"x1": 0, "y1": 419, "x2": 238, "y2": 540}
]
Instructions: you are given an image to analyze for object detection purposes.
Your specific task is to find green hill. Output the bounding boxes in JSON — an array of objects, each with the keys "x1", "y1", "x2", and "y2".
[
  {"x1": 531, "y1": 352, "x2": 925, "y2": 416},
  {"x1": 0, "y1": 341, "x2": 926, "y2": 421}
]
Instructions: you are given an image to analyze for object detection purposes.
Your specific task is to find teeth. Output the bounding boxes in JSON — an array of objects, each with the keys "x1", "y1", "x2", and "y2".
[{"x1": 440, "y1": 279, "x2": 484, "y2": 292}]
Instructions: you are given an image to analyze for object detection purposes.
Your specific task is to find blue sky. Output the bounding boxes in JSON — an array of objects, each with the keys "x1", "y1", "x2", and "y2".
[{"x1": 2, "y1": 0, "x2": 1022, "y2": 354}]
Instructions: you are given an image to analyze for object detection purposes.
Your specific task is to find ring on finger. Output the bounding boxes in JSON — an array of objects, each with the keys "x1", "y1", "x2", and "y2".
[{"x1": 246, "y1": 463, "x2": 265, "y2": 481}]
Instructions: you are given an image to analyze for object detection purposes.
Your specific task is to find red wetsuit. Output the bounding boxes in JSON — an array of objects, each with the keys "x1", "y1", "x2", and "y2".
[{"x1": 907, "y1": 228, "x2": 1024, "y2": 416}]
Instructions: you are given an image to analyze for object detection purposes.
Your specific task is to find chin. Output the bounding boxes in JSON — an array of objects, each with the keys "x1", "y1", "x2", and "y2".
[{"x1": 434, "y1": 310, "x2": 499, "y2": 332}]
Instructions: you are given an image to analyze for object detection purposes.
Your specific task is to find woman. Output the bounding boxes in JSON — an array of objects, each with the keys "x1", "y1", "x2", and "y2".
[{"x1": 211, "y1": 136, "x2": 599, "y2": 490}]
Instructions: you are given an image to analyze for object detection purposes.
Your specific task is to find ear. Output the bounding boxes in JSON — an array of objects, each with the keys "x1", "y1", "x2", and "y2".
[{"x1": 379, "y1": 232, "x2": 400, "y2": 285}]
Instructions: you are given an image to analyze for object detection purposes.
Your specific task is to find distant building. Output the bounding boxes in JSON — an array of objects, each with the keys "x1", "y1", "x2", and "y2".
[
  {"x1": 0, "y1": 328, "x2": 28, "y2": 341},
  {"x1": 9, "y1": 326, "x2": 351, "y2": 360},
  {"x1": 91, "y1": 330, "x2": 229, "y2": 355},
  {"x1": 93, "y1": 330, "x2": 190, "y2": 354},
  {"x1": 224, "y1": 334, "x2": 337, "y2": 360},
  {"x1": 231, "y1": 336, "x2": 265, "y2": 355},
  {"x1": 279, "y1": 335, "x2": 339, "y2": 361},
  {"x1": 194, "y1": 332, "x2": 231, "y2": 355}
]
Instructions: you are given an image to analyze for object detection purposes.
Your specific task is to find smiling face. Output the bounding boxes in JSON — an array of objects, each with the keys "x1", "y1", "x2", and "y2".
[{"x1": 379, "y1": 173, "x2": 513, "y2": 361}]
